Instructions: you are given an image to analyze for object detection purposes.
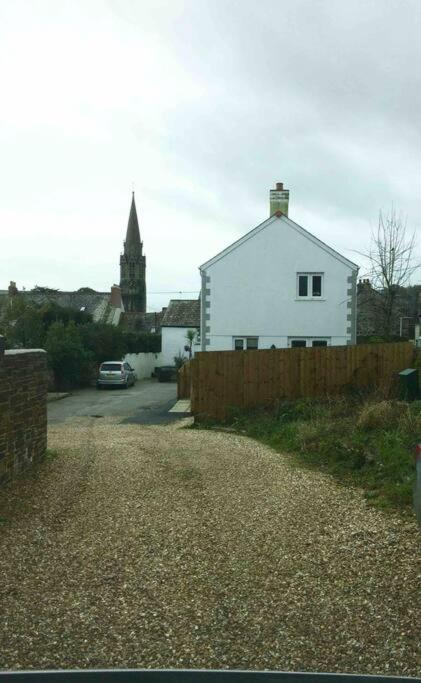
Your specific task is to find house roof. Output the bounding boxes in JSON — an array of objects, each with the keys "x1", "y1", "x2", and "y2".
[
  {"x1": 0, "y1": 288, "x2": 122, "y2": 326},
  {"x1": 200, "y1": 213, "x2": 359, "y2": 272},
  {"x1": 161, "y1": 299, "x2": 200, "y2": 328},
  {"x1": 143, "y1": 311, "x2": 165, "y2": 332}
]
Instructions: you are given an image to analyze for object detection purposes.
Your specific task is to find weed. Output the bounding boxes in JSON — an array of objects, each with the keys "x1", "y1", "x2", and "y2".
[
  {"x1": 44, "y1": 449, "x2": 59, "y2": 461},
  {"x1": 357, "y1": 400, "x2": 407, "y2": 431}
]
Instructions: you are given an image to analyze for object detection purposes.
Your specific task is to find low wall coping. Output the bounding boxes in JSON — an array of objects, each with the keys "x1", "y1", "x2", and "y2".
[{"x1": 4, "y1": 348, "x2": 46, "y2": 356}]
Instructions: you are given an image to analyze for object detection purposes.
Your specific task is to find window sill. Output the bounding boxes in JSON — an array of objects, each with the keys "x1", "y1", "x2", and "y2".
[{"x1": 295, "y1": 297, "x2": 326, "y2": 302}]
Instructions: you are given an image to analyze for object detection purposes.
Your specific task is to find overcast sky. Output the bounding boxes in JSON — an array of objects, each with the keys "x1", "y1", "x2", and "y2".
[{"x1": 1, "y1": 0, "x2": 420, "y2": 311}]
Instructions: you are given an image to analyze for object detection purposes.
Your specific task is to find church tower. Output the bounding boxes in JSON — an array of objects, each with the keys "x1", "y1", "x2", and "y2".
[{"x1": 120, "y1": 193, "x2": 146, "y2": 313}]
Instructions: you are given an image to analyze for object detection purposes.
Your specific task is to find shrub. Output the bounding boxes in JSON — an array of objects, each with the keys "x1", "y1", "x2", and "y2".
[
  {"x1": 174, "y1": 353, "x2": 186, "y2": 369},
  {"x1": 79, "y1": 323, "x2": 126, "y2": 365},
  {"x1": 45, "y1": 321, "x2": 93, "y2": 390},
  {"x1": 122, "y1": 331, "x2": 161, "y2": 354},
  {"x1": 357, "y1": 400, "x2": 408, "y2": 431},
  {"x1": 2, "y1": 299, "x2": 92, "y2": 349}
]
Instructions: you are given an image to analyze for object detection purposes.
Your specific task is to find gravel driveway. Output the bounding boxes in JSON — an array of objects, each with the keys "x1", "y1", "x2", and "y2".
[{"x1": 0, "y1": 417, "x2": 419, "y2": 675}]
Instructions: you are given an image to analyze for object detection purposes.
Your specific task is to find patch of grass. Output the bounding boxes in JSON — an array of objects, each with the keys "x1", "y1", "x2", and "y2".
[
  {"x1": 197, "y1": 397, "x2": 420, "y2": 511},
  {"x1": 44, "y1": 448, "x2": 59, "y2": 461}
]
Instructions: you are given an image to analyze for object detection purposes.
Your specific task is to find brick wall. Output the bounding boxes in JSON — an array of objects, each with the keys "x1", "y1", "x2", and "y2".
[{"x1": 0, "y1": 338, "x2": 48, "y2": 485}]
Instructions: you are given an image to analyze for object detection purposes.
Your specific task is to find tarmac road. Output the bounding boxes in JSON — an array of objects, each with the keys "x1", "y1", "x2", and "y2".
[{"x1": 47, "y1": 379, "x2": 186, "y2": 425}]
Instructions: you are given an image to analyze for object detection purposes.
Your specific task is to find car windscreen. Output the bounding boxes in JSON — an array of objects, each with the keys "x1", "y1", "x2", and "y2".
[{"x1": 100, "y1": 363, "x2": 122, "y2": 371}]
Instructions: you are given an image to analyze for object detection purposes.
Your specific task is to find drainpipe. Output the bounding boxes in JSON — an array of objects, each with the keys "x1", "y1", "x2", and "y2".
[{"x1": 200, "y1": 269, "x2": 206, "y2": 352}]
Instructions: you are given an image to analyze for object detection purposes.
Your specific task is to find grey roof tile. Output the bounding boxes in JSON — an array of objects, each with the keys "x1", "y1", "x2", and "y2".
[{"x1": 161, "y1": 299, "x2": 200, "y2": 328}]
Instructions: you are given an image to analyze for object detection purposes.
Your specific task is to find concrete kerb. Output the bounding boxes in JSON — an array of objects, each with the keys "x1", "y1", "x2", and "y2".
[{"x1": 47, "y1": 393, "x2": 72, "y2": 403}]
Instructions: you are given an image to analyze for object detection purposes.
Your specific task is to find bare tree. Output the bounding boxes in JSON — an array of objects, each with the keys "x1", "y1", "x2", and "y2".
[{"x1": 359, "y1": 208, "x2": 419, "y2": 338}]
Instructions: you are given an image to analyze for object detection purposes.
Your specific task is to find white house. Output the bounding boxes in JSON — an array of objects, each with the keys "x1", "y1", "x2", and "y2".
[
  {"x1": 199, "y1": 183, "x2": 359, "y2": 351},
  {"x1": 160, "y1": 299, "x2": 200, "y2": 365}
]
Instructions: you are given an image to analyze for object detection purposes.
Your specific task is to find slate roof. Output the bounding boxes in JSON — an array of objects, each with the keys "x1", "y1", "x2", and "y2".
[
  {"x1": 22, "y1": 290, "x2": 111, "y2": 318},
  {"x1": 161, "y1": 299, "x2": 200, "y2": 328},
  {"x1": 0, "y1": 289, "x2": 122, "y2": 326},
  {"x1": 143, "y1": 311, "x2": 165, "y2": 333}
]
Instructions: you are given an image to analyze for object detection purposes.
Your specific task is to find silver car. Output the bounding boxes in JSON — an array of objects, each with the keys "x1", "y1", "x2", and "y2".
[{"x1": 97, "y1": 361, "x2": 137, "y2": 389}]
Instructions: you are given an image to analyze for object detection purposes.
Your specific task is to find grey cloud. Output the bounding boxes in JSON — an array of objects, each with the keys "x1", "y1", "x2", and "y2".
[{"x1": 2, "y1": 0, "x2": 420, "y2": 296}]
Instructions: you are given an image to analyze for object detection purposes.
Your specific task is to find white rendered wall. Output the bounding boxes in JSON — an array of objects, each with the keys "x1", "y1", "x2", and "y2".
[
  {"x1": 202, "y1": 216, "x2": 356, "y2": 351},
  {"x1": 161, "y1": 327, "x2": 199, "y2": 366},
  {"x1": 109, "y1": 307, "x2": 123, "y2": 326},
  {"x1": 123, "y1": 352, "x2": 161, "y2": 379},
  {"x1": 206, "y1": 335, "x2": 347, "y2": 350}
]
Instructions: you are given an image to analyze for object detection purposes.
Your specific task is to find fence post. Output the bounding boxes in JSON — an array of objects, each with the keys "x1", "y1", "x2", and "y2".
[{"x1": 177, "y1": 364, "x2": 185, "y2": 400}]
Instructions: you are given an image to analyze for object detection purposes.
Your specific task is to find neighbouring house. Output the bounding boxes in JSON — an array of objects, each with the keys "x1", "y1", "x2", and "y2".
[
  {"x1": 0, "y1": 282, "x2": 125, "y2": 326},
  {"x1": 160, "y1": 299, "x2": 200, "y2": 365},
  {"x1": 357, "y1": 279, "x2": 421, "y2": 341},
  {"x1": 199, "y1": 182, "x2": 359, "y2": 351}
]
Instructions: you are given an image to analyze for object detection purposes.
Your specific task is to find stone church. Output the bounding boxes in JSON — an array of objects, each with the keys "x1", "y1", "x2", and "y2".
[
  {"x1": 120, "y1": 192, "x2": 146, "y2": 314},
  {"x1": 0, "y1": 194, "x2": 164, "y2": 333}
]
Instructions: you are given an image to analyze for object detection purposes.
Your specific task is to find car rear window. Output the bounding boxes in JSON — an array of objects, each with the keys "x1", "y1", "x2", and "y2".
[{"x1": 101, "y1": 363, "x2": 122, "y2": 371}]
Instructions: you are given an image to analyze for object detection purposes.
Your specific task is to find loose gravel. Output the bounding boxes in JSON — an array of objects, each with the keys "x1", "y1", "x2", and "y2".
[{"x1": 0, "y1": 417, "x2": 420, "y2": 675}]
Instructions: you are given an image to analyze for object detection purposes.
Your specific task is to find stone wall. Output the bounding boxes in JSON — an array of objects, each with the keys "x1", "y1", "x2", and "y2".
[{"x1": 0, "y1": 339, "x2": 48, "y2": 485}]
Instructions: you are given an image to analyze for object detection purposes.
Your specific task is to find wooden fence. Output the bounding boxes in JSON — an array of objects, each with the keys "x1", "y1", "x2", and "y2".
[
  {"x1": 178, "y1": 342, "x2": 414, "y2": 420},
  {"x1": 177, "y1": 361, "x2": 192, "y2": 399}
]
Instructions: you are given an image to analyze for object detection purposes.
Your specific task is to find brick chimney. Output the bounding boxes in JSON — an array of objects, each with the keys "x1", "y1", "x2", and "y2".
[
  {"x1": 8, "y1": 281, "x2": 18, "y2": 296},
  {"x1": 270, "y1": 182, "x2": 289, "y2": 217},
  {"x1": 110, "y1": 284, "x2": 124, "y2": 309}
]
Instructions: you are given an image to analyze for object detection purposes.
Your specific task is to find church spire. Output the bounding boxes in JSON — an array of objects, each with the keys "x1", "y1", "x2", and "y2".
[
  {"x1": 125, "y1": 192, "x2": 141, "y2": 247},
  {"x1": 120, "y1": 192, "x2": 146, "y2": 314}
]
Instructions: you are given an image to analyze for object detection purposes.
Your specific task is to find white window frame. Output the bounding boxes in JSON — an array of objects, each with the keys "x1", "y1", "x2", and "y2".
[
  {"x1": 288, "y1": 337, "x2": 331, "y2": 348},
  {"x1": 233, "y1": 336, "x2": 259, "y2": 350},
  {"x1": 296, "y1": 272, "x2": 324, "y2": 300}
]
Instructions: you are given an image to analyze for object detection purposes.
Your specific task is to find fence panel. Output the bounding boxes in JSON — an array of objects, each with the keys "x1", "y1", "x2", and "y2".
[
  {"x1": 191, "y1": 342, "x2": 414, "y2": 420},
  {"x1": 177, "y1": 363, "x2": 191, "y2": 400}
]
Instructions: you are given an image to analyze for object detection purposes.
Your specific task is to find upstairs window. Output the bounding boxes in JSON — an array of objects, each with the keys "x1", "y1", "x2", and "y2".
[{"x1": 297, "y1": 273, "x2": 324, "y2": 299}]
